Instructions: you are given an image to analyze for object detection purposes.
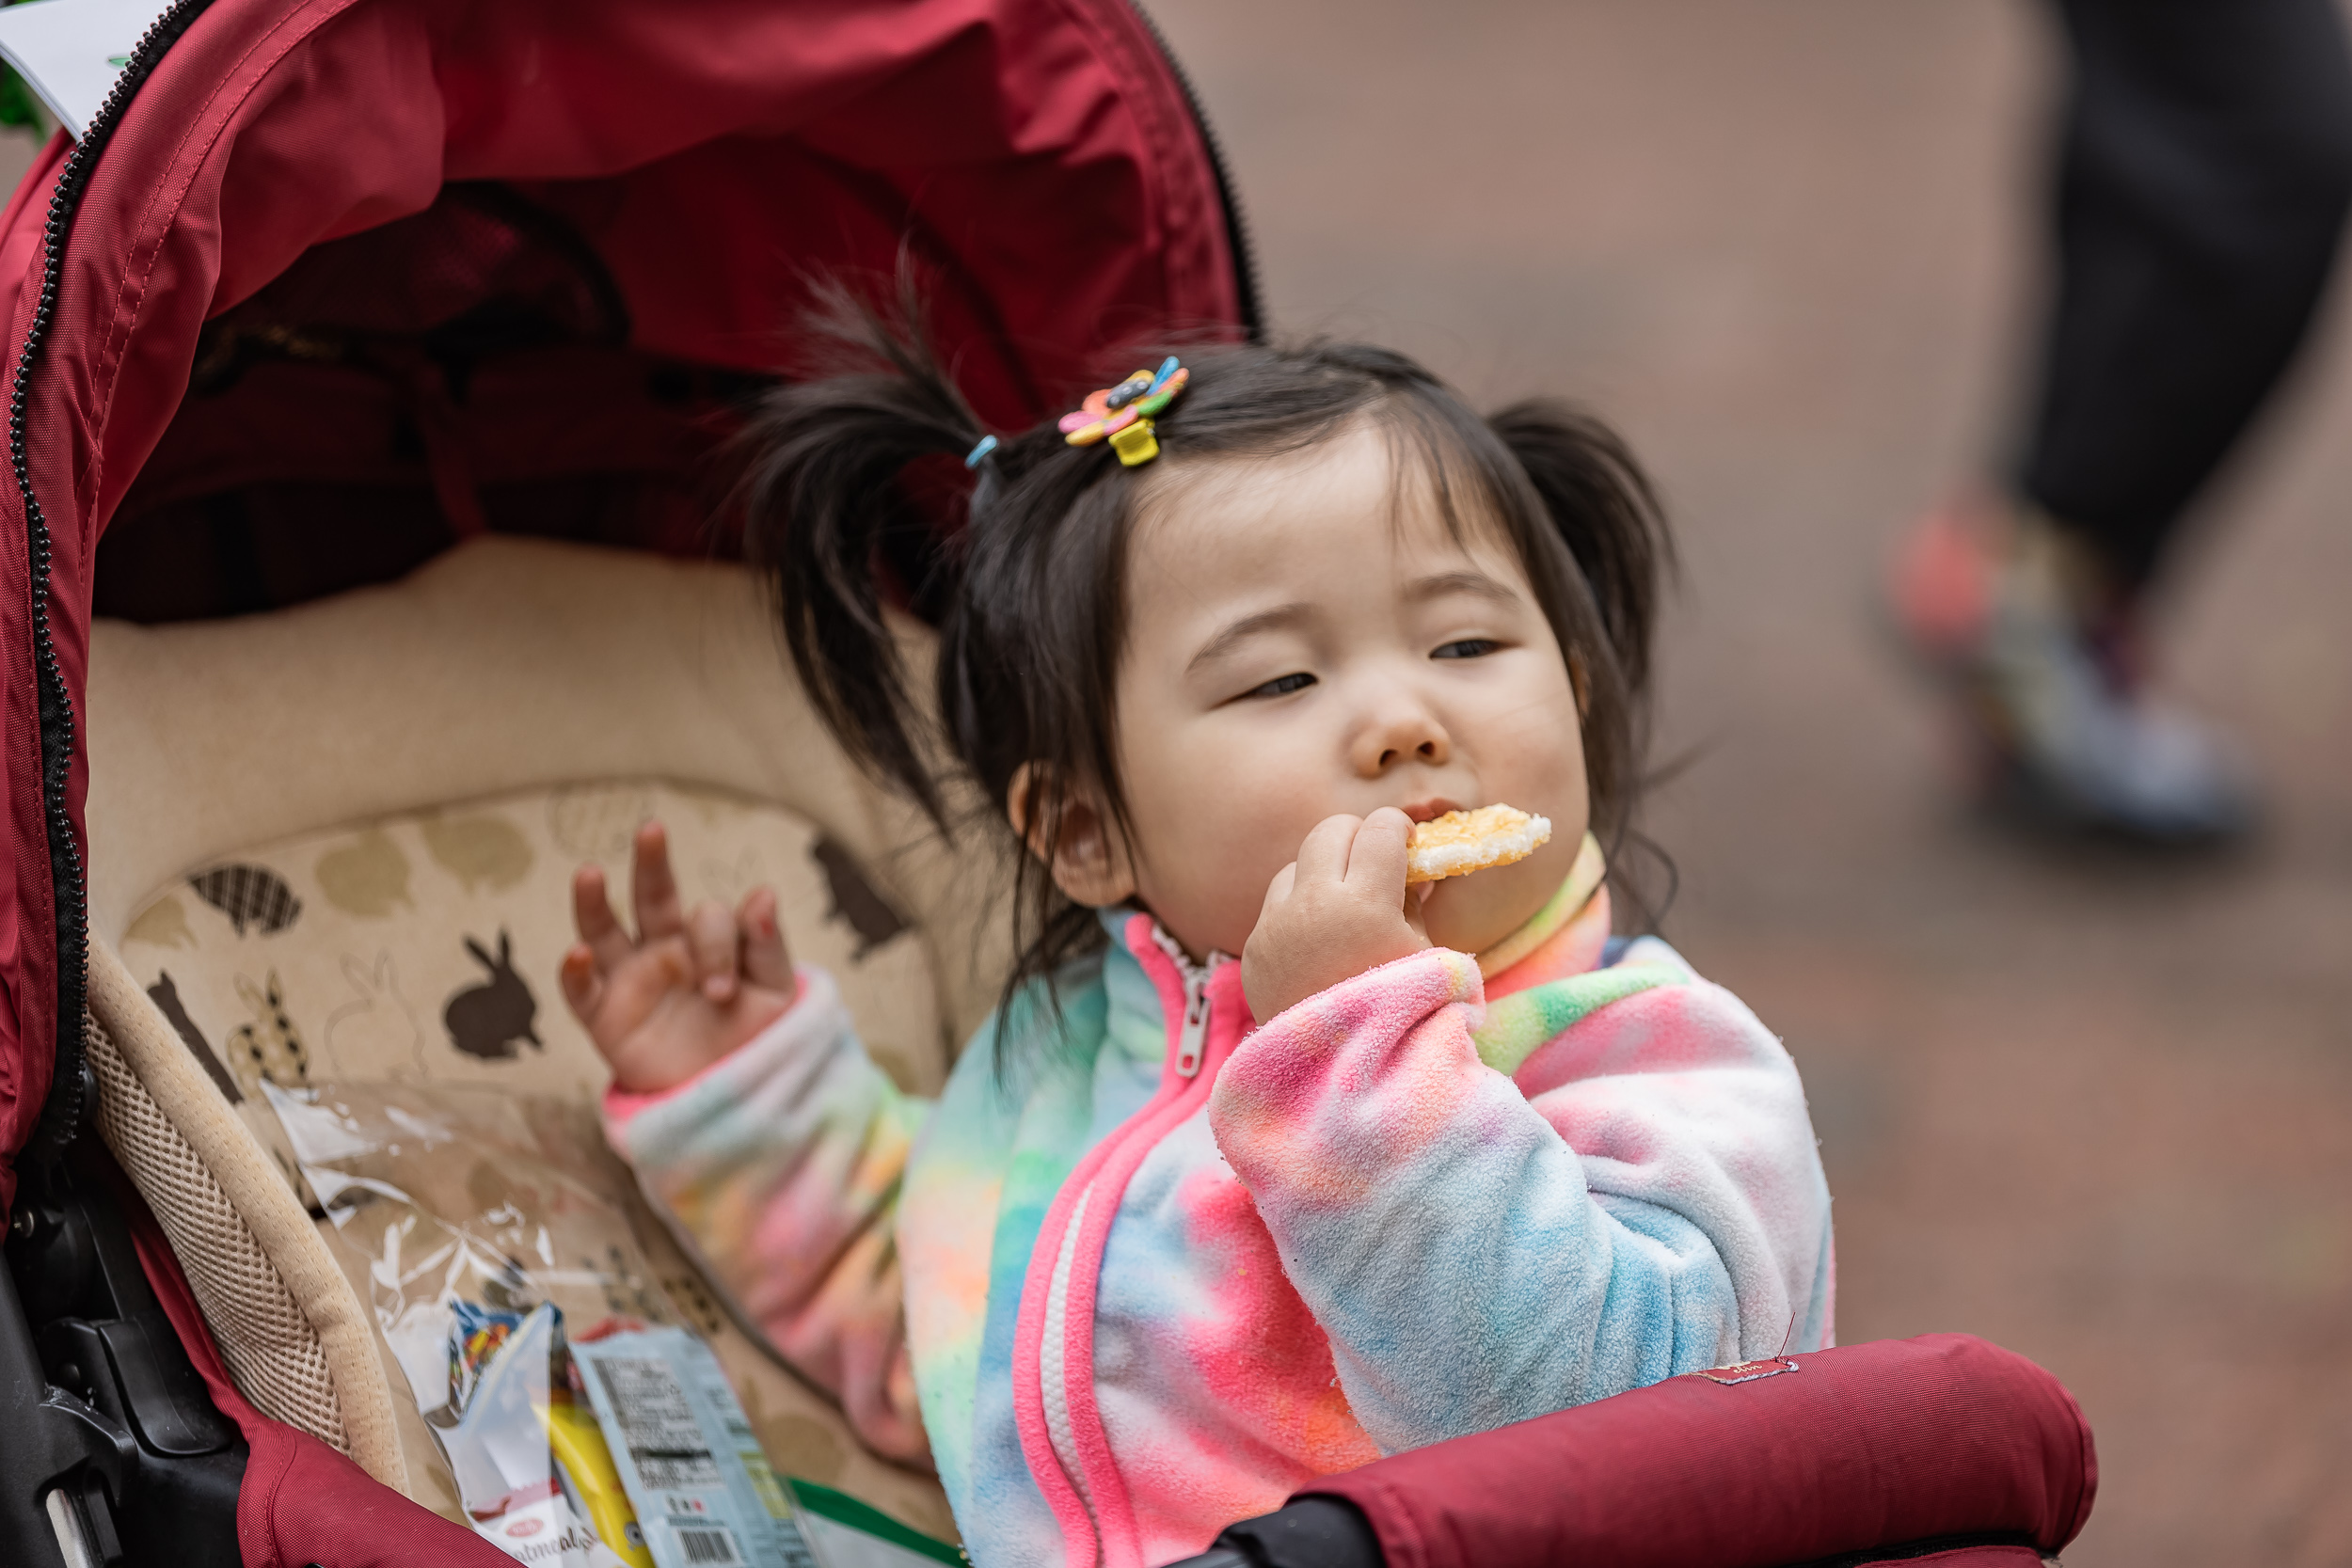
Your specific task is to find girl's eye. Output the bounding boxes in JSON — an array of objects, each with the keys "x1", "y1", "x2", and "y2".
[
  {"x1": 1247, "y1": 672, "x2": 1316, "y2": 699},
  {"x1": 1432, "y1": 639, "x2": 1500, "y2": 660}
]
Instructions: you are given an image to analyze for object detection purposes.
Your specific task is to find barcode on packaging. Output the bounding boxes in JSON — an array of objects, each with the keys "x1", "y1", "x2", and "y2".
[{"x1": 672, "y1": 1525, "x2": 743, "y2": 1565}]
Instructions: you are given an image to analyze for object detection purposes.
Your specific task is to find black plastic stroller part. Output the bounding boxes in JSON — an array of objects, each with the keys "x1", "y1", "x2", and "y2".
[
  {"x1": 1170, "y1": 1497, "x2": 1386, "y2": 1568},
  {"x1": 1, "y1": 1130, "x2": 246, "y2": 1568}
]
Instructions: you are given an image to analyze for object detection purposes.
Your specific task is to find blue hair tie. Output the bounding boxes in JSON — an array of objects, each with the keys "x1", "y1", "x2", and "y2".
[{"x1": 964, "y1": 434, "x2": 999, "y2": 468}]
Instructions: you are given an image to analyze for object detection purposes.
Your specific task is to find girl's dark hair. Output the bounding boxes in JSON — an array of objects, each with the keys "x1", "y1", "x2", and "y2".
[{"x1": 739, "y1": 292, "x2": 1673, "y2": 1036}]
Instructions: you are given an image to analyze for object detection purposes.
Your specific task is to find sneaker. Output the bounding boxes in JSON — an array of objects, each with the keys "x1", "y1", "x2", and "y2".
[{"x1": 1891, "y1": 496, "x2": 2257, "y2": 845}]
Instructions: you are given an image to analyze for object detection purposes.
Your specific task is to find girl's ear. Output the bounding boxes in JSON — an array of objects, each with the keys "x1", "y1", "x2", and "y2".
[
  {"x1": 1008, "y1": 764, "x2": 1137, "y2": 908},
  {"x1": 1567, "y1": 648, "x2": 1593, "y2": 720}
]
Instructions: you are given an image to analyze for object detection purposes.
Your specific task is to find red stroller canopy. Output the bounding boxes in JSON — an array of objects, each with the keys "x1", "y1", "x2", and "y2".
[{"x1": 0, "y1": 0, "x2": 1250, "y2": 1204}]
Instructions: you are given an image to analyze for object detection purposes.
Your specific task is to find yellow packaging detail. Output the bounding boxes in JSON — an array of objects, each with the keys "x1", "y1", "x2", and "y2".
[{"x1": 544, "y1": 1401, "x2": 655, "y2": 1568}]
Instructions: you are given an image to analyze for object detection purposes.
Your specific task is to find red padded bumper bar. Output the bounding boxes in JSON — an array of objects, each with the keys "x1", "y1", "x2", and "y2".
[{"x1": 1295, "y1": 1335, "x2": 2095, "y2": 1568}]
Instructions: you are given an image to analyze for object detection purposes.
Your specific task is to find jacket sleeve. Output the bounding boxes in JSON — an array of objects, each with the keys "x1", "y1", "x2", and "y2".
[
  {"x1": 1205, "y1": 943, "x2": 1833, "y2": 1455},
  {"x1": 603, "y1": 965, "x2": 930, "y2": 1465}
]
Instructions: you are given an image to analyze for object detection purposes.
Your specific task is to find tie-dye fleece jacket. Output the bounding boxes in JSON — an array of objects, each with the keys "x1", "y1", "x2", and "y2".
[{"x1": 604, "y1": 837, "x2": 1835, "y2": 1568}]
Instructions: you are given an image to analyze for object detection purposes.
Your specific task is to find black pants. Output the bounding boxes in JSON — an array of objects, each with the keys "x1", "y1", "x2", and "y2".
[{"x1": 2018, "y1": 0, "x2": 2352, "y2": 591}]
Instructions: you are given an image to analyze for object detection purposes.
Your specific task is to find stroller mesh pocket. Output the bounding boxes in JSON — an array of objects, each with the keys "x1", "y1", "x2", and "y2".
[{"x1": 86, "y1": 1004, "x2": 354, "y2": 1458}]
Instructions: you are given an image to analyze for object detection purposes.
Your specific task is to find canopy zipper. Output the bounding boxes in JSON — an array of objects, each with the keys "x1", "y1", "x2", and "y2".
[
  {"x1": 12, "y1": 0, "x2": 215, "y2": 1173},
  {"x1": 1127, "y1": 0, "x2": 1263, "y2": 340}
]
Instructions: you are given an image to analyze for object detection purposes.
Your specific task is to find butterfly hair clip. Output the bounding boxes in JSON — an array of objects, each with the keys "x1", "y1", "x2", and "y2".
[{"x1": 1059, "y1": 356, "x2": 1190, "y2": 467}]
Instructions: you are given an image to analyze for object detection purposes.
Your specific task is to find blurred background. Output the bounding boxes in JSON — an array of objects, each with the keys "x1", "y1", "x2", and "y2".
[{"x1": 1143, "y1": 1, "x2": 2352, "y2": 1564}]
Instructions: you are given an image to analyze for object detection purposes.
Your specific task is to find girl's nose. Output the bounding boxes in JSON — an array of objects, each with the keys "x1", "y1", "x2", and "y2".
[{"x1": 1353, "y1": 698, "x2": 1453, "y2": 775}]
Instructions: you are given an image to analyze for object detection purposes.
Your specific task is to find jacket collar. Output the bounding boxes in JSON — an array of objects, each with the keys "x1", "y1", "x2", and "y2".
[{"x1": 1476, "y1": 832, "x2": 1608, "y2": 982}]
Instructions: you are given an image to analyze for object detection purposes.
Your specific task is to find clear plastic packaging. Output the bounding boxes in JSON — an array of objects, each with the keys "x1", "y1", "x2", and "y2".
[
  {"x1": 264, "y1": 1081, "x2": 954, "y2": 1568},
  {"x1": 440, "y1": 1300, "x2": 666, "y2": 1566}
]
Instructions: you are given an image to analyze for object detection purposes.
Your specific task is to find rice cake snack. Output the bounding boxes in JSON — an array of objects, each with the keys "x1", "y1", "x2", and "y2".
[{"x1": 1404, "y1": 804, "x2": 1552, "y2": 884}]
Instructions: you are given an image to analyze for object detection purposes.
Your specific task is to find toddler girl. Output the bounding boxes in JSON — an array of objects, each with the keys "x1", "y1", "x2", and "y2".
[{"x1": 560, "y1": 321, "x2": 1834, "y2": 1568}]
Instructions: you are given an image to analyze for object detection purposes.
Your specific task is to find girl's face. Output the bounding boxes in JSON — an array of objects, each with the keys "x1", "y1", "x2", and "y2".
[{"x1": 1056, "y1": 418, "x2": 1593, "y2": 966}]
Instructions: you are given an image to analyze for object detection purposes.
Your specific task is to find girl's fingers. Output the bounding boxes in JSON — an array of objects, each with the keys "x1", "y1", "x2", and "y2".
[
  {"x1": 572, "y1": 866, "x2": 632, "y2": 970},
  {"x1": 630, "y1": 821, "x2": 685, "y2": 941},
  {"x1": 686, "y1": 900, "x2": 739, "y2": 1003},
  {"x1": 599, "y1": 939, "x2": 692, "y2": 1022},
  {"x1": 1294, "y1": 815, "x2": 1362, "y2": 887},
  {"x1": 1347, "y1": 808, "x2": 1412, "y2": 892},
  {"x1": 739, "y1": 887, "x2": 792, "y2": 993},
  {"x1": 558, "y1": 943, "x2": 604, "y2": 1024}
]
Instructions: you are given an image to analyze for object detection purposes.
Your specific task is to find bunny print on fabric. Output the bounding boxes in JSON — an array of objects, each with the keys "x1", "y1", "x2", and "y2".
[
  {"x1": 327, "y1": 950, "x2": 429, "y2": 1080},
  {"x1": 810, "y1": 837, "x2": 908, "y2": 961},
  {"x1": 148, "y1": 971, "x2": 245, "y2": 1104},
  {"x1": 228, "y1": 970, "x2": 310, "y2": 1095},
  {"x1": 443, "y1": 928, "x2": 542, "y2": 1061}
]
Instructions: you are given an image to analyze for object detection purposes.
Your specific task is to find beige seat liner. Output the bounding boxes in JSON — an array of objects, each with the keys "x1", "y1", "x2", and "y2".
[{"x1": 82, "y1": 537, "x2": 1006, "y2": 1539}]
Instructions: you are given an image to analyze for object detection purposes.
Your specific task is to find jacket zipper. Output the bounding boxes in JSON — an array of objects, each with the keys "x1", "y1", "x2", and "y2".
[
  {"x1": 1176, "y1": 987, "x2": 1209, "y2": 1078},
  {"x1": 1152, "y1": 927, "x2": 1220, "y2": 1079},
  {"x1": 1018, "y1": 918, "x2": 1240, "y2": 1568},
  {"x1": 12, "y1": 0, "x2": 215, "y2": 1172},
  {"x1": 1038, "y1": 1182, "x2": 1101, "y2": 1544},
  {"x1": 1126, "y1": 0, "x2": 1263, "y2": 340},
  {"x1": 1036, "y1": 933, "x2": 1223, "y2": 1533}
]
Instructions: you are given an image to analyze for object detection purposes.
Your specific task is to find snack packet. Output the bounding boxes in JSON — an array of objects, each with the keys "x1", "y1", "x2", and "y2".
[
  {"x1": 571, "y1": 1323, "x2": 811, "y2": 1568},
  {"x1": 442, "y1": 1301, "x2": 655, "y2": 1566},
  {"x1": 265, "y1": 1080, "x2": 954, "y2": 1568}
]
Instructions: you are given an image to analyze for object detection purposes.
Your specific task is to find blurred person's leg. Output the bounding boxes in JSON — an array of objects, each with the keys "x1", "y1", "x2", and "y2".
[
  {"x1": 2026, "y1": 0, "x2": 2352, "y2": 587},
  {"x1": 1898, "y1": 0, "x2": 2352, "y2": 843}
]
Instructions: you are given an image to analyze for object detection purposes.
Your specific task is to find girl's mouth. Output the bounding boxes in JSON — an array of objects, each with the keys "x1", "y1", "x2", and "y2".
[{"x1": 1401, "y1": 797, "x2": 1465, "y2": 824}]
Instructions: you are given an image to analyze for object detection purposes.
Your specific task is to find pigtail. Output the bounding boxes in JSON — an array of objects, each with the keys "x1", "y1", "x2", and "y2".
[
  {"x1": 1486, "y1": 400, "x2": 1673, "y2": 700},
  {"x1": 1486, "y1": 399, "x2": 1678, "y2": 928},
  {"x1": 737, "y1": 286, "x2": 988, "y2": 830}
]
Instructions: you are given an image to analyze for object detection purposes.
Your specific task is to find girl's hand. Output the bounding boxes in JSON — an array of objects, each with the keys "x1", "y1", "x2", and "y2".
[
  {"x1": 1243, "y1": 807, "x2": 1432, "y2": 1023},
  {"x1": 559, "y1": 821, "x2": 798, "y2": 1094}
]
